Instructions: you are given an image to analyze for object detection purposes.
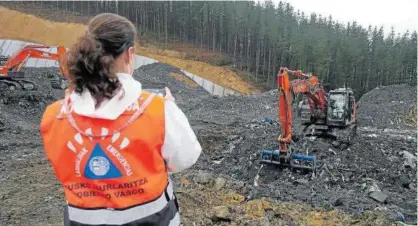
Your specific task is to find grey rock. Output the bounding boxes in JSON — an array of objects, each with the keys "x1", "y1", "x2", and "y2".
[
  {"x1": 213, "y1": 177, "x2": 227, "y2": 190},
  {"x1": 401, "y1": 151, "x2": 417, "y2": 169},
  {"x1": 194, "y1": 171, "x2": 212, "y2": 185},
  {"x1": 293, "y1": 179, "x2": 309, "y2": 185},
  {"x1": 332, "y1": 141, "x2": 341, "y2": 148},
  {"x1": 369, "y1": 191, "x2": 388, "y2": 203},
  {"x1": 211, "y1": 206, "x2": 231, "y2": 221},
  {"x1": 334, "y1": 197, "x2": 345, "y2": 206}
]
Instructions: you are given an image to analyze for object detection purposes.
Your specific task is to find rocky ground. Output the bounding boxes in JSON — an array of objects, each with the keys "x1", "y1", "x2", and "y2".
[{"x1": 0, "y1": 64, "x2": 416, "y2": 226}]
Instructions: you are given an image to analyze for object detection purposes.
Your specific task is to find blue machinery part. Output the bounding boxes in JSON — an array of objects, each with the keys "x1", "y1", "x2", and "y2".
[{"x1": 260, "y1": 149, "x2": 317, "y2": 171}]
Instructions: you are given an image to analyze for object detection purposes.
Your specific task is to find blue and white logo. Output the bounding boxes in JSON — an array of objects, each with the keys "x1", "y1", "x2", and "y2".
[
  {"x1": 84, "y1": 143, "x2": 122, "y2": 180},
  {"x1": 89, "y1": 156, "x2": 110, "y2": 176}
]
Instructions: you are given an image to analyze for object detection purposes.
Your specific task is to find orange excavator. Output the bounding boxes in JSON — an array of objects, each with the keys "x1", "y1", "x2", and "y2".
[
  {"x1": 260, "y1": 67, "x2": 357, "y2": 172},
  {"x1": 0, "y1": 45, "x2": 69, "y2": 90}
]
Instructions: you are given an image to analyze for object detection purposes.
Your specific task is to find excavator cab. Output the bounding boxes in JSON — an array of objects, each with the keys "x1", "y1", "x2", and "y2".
[{"x1": 326, "y1": 88, "x2": 355, "y2": 127}]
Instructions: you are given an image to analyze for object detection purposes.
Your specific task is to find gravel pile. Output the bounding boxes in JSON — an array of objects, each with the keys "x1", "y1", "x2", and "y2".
[
  {"x1": 184, "y1": 90, "x2": 279, "y2": 124},
  {"x1": 135, "y1": 63, "x2": 210, "y2": 108},
  {"x1": 358, "y1": 84, "x2": 417, "y2": 130}
]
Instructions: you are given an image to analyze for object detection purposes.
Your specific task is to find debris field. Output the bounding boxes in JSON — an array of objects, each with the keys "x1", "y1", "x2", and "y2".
[{"x1": 0, "y1": 63, "x2": 416, "y2": 226}]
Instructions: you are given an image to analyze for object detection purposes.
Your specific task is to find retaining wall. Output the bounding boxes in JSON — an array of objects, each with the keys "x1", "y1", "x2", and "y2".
[{"x1": 0, "y1": 39, "x2": 238, "y2": 97}]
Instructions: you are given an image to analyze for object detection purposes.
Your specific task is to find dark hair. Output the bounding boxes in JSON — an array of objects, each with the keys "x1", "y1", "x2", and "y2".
[{"x1": 67, "y1": 13, "x2": 136, "y2": 107}]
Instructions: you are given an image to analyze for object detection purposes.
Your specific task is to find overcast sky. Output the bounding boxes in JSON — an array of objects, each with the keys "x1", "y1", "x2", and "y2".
[{"x1": 274, "y1": 0, "x2": 417, "y2": 36}]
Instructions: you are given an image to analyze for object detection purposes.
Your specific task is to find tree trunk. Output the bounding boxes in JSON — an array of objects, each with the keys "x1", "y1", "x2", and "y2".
[
  {"x1": 255, "y1": 37, "x2": 262, "y2": 83},
  {"x1": 233, "y1": 34, "x2": 237, "y2": 68},
  {"x1": 267, "y1": 44, "x2": 272, "y2": 86},
  {"x1": 271, "y1": 46, "x2": 276, "y2": 89},
  {"x1": 240, "y1": 36, "x2": 244, "y2": 70},
  {"x1": 219, "y1": 10, "x2": 222, "y2": 53},
  {"x1": 157, "y1": 6, "x2": 161, "y2": 39},
  {"x1": 246, "y1": 28, "x2": 251, "y2": 73},
  {"x1": 165, "y1": 3, "x2": 168, "y2": 48},
  {"x1": 262, "y1": 38, "x2": 266, "y2": 78},
  {"x1": 212, "y1": 9, "x2": 216, "y2": 52},
  {"x1": 200, "y1": 14, "x2": 204, "y2": 49}
]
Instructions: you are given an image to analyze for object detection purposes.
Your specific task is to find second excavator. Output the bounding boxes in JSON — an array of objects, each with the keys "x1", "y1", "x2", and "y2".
[
  {"x1": 260, "y1": 67, "x2": 357, "y2": 172},
  {"x1": 0, "y1": 45, "x2": 69, "y2": 90}
]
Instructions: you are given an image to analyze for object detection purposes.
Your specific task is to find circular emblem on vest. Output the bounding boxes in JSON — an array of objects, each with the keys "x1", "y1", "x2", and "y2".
[{"x1": 89, "y1": 156, "x2": 110, "y2": 176}]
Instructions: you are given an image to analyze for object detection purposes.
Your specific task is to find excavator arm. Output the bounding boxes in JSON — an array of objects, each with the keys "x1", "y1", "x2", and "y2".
[
  {"x1": 277, "y1": 67, "x2": 293, "y2": 152},
  {"x1": 0, "y1": 45, "x2": 68, "y2": 78},
  {"x1": 0, "y1": 45, "x2": 68, "y2": 90},
  {"x1": 260, "y1": 67, "x2": 321, "y2": 172},
  {"x1": 277, "y1": 67, "x2": 328, "y2": 152}
]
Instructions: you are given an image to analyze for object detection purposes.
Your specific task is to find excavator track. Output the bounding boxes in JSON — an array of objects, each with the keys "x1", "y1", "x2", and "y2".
[
  {"x1": 302, "y1": 123, "x2": 357, "y2": 148},
  {"x1": 0, "y1": 78, "x2": 37, "y2": 91},
  {"x1": 329, "y1": 123, "x2": 357, "y2": 146}
]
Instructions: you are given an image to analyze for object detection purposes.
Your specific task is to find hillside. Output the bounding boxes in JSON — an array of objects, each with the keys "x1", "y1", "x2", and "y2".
[{"x1": 0, "y1": 5, "x2": 260, "y2": 95}]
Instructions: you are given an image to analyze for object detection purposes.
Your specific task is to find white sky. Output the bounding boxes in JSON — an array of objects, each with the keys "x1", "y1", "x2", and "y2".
[{"x1": 274, "y1": 0, "x2": 417, "y2": 36}]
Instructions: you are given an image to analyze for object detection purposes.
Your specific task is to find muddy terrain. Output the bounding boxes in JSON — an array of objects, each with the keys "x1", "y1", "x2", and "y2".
[{"x1": 0, "y1": 64, "x2": 416, "y2": 226}]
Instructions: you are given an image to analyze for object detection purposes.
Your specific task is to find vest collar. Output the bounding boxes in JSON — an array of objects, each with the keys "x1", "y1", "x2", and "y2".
[{"x1": 69, "y1": 73, "x2": 142, "y2": 120}]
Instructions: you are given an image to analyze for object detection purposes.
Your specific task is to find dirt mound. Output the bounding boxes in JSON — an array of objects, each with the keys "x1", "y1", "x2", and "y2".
[
  {"x1": 358, "y1": 84, "x2": 417, "y2": 130},
  {"x1": 140, "y1": 51, "x2": 261, "y2": 94},
  {"x1": 184, "y1": 90, "x2": 278, "y2": 125},
  {"x1": 0, "y1": 7, "x2": 86, "y2": 47},
  {"x1": 0, "y1": 68, "x2": 62, "y2": 133},
  {"x1": 134, "y1": 63, "x2": 210, "y2": 108}
]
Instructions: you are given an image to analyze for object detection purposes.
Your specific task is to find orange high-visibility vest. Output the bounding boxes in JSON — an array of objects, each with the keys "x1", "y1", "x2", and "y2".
[{"x1": 40, "y1": 92, "x2": 179, "y2": 226}]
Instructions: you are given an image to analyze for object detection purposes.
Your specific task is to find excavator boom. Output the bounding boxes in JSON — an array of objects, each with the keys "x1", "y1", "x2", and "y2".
[
  {"x1": 277, "y1": 67, "x2": 293, "y2": 151},
  {"x1": 261, "y1": 67, "x2": 319, "y2": 172},
  {"x1": 0, "y1": 45, "x2": 68, "y2": 90}
]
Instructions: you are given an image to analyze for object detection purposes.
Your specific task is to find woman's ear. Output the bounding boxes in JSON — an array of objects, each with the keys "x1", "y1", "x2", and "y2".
[
  {"x1": 128, "y1": 46, "x2": 135, "y2": 74},
  {"x1": 128, "y1": 46, "x2": 135, "y2": 63},
  {"x1": 124, "y1": 48, "x2": 130, "y2": 64}
]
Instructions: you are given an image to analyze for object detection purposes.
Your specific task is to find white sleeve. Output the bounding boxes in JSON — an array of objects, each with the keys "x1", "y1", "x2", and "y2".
[{"x1": 161, "y1": 100, "x2": 202, "y2": 173}]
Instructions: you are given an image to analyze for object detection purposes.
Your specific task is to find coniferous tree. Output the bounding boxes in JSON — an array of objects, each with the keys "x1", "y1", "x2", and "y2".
[{"x1": 41, "y1": 0, "x2": 417, "y2": 96}]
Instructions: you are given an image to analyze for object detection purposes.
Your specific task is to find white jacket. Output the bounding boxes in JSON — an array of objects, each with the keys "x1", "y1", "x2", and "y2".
[{"x1": 69, "y1": 73, "x2": 202, "y2": 173}]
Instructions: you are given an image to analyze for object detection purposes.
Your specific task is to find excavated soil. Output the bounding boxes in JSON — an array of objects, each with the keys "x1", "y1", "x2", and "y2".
[
  {"x1": 0, "y1": 64, "x2": 417, "y2": 226},
  {"x1": 358, "y1": 84, "x2": 417, "y2": 130}
]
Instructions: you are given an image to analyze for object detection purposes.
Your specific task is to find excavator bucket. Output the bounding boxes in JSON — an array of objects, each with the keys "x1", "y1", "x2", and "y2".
[{"x1": 260, "y1": 149, "x2": 317, "y2": 172}]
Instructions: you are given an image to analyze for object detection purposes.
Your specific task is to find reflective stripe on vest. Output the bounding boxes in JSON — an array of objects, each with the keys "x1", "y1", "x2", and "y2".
[{"x1": 40, "y1": 92, "x2": 178, "y2": 226}]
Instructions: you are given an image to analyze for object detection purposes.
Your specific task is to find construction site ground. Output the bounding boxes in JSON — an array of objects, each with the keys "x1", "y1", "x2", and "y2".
[
  {"x1": 0, "y1": 65, "x2": 416, "y2": 226},
  {"x1": 0, "y1": 4, "x2": 417, "y2": 226}
]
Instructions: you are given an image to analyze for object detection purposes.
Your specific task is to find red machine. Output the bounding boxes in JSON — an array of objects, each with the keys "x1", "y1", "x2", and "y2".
[
  {"x1": 0, "y1": 45, "x2": 69, "y2": 90},
  {"x1": 261, "y1": 67, "x2": 357, "y2": 172}
]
